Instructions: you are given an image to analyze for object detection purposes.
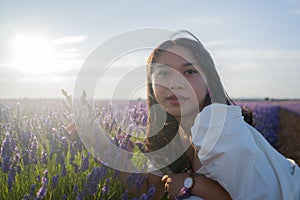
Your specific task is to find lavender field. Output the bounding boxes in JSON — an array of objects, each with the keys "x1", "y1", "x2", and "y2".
[{"x1": 1, "y1": 96, "x2": 300, "y2": 199}]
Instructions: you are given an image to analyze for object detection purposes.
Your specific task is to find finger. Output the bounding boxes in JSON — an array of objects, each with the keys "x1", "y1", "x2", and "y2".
[
  {"x1": 164, "y1": 182, "x2": 169, "y2": 192},
  {"x1": 161, "y1": 175, "x2": 169, "y2": 182},
  {"x1": 166, "y1": 177, "x2": 172, "y2": 184}
]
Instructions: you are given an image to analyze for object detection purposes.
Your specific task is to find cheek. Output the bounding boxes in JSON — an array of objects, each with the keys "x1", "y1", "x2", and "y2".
[
  {"x1": 152, "y1": 83, "x2": 165, "y2": 101},
  {"x1": 193, "y1": 80, "x2": 208, "y2": 101}
]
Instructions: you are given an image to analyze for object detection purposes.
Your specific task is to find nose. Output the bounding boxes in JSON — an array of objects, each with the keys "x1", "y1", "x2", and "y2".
[{"x1": 169, "y1": 73, "x2": 186, "y2": 90}]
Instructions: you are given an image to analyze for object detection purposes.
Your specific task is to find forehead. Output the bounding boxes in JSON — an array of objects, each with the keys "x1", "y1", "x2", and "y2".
[{"x1": 156, "y1": 45, "x2": 197, "y2": 66}]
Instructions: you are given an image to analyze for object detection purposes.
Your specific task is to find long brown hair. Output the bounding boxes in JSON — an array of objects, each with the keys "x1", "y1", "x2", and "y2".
[{"x1": 145, "y1": 31, "x2": 253, "y2": 173}]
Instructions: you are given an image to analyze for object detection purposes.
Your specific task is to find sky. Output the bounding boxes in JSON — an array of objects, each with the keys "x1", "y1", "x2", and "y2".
[{"x1": 0, "y1": 0, "x2": 300, "y2": 100}]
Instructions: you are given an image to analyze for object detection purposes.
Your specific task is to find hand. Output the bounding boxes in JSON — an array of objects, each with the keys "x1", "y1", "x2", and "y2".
[{"x1": 161, "y1": 173, "x2": 188, "y2": 199}]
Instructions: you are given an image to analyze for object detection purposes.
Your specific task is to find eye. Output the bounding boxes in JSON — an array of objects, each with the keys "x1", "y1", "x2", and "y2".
[
  {"x1": 184, "y1": 69, "x2": 198, "y2": 75},
  {"x1": 154, "y1": 68, "x2": 171, "y2": 78}
]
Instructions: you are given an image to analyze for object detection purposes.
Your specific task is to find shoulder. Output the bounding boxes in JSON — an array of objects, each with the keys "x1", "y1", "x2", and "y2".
[
  {"x1": 200, "y1": 103, "x2": 241, "y2": 119},
  {"x1": 192, "y1": 103, "x2": 242, "y2": 131}
]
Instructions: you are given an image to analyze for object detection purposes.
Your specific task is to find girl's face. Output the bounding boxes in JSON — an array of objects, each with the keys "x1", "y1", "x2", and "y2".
[{"x1": 152, "y1": 45, "x2": 208, "y2": 121}]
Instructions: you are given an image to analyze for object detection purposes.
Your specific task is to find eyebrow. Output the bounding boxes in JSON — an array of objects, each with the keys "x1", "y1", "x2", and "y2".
[
  {"x1": 182, "y1": 62, "x2": 194, "y2": 67},
  {"x1": 155, "y1": 62, "x2": 197, "y2": 68}
]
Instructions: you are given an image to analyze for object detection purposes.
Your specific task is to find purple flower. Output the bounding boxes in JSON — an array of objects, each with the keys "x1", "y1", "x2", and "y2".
[
  {"x1": 23, "y1": 184, "x2": 36, "y2": 199},
  {"x1": 1, "y1": 135, "x2": 11, "y2": 173},
  {"x1": 61, "y1": 136, "x2": 69, "y2": 156},
  {"x1": 72, "y1": 184, "x2": 78, "y2": 194},
  {"x1": 29, "y1": 184, "x2": 36, "y2": 197},
  {"x1": 36, "y1": 185, "x2": 47, "y2": 199},
  {"x1": 69, "y1": 143, "x2": 76, "y2": 162},
  {"x1": 80, "y1": 153, "x2": 90, "y2": 172},
  {"x1": 147, "y1": 185, "x2": 156, "y2": 200},
  {"x1": 30, "y1": 135, "x2": 38, "y2": 165},
  {"x1": 135, "y1": 141, "x2": 146, "y2": 153},
  {"x1": 69, "y1": 160, "x2": 79, "y2": 173},
  {"x1": 2, "y1": 155, "x2": 10, "y2": 173},
  {"x1": 42, "y1": 176, "x2": 48, "y2": 185},
  {"x1": 51, "y1": 175, "x2": 59, "y2": 189},
  {"x1": 101, "y1": 178, "x2": 110, "y2": 195},
  {"x1": 22, "y1": 149, "x2": 29, "y2": 166},
  {"x1": 122, "y1": 190, "x2": 129, "y2": 200},
  {"x1": 61, "y1": 162, "x2": 67, "y2": 177},
  {"x1": 42, "y1": 170, "x2": 48, "y2": 186},
  {"x1": 1, "y1": 134, "x2": 11, "y2": 157},
  {"x1": 40, "y1": 150, "x2": 48, "y2": 164},
  {"x1": 36, "y1": 175, "x2": 41, "y2": 182},
  {"x1": 139, "y1": 193, "x2": 147, "y2": 200},
  {"x1": 62, "y1": 194, "x2": 67, "y2": 200},
  {"x1": 237, "y1": 102, "x2": 280, "y2": 149},
  {"x1": 117, "y1": 133, "x2": 134, "y2": 152},
  {"x1": 7, "y1": 165, "x2": 17, "y2": 190},
  {"x1": 77, "y1": 193, "x2": 83, "y2": 200},
  {"x1": 138, "y1": 186, "x2": 156, "y2": 200},
  {"x1": 16, "y1": 165, "x2": 21, "y2": 173},
  {"x1": 126, "y1": 173, "x2": 146, "y2": 190},
  {"x1": 75, "y1": 141, "x2": 83, "y2": 153},
  {"x1": 8, "y1": 172, "x2": 13, "y2": 191},
  {"x1": 82, "y1": 165, "x2": 108, "y2": 196},
  {"x1": 49, "y1": 138, "x2": 58, "y2": 160},
  {"x1": 56, "y1": 153, "x2": 65, "y2": 166}
]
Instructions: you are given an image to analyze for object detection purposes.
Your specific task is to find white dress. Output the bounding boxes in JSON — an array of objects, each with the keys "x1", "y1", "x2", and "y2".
[{"x1": 191, "y1": 103, "x2": 300, "y2": 200}]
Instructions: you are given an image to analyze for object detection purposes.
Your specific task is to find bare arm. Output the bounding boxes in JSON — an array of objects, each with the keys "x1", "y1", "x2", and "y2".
[
  {"x1": 192, "y1": 174, "x2": 231, "y2": 200},
  {"x1": 116, "y1": 149, "x2": 230, "y2": 200},
  {"x1": 163, "y1": 151, "x2": 231, "y2": 200},
  {"x1": 164, "y1": 172, "x2": 231, "y2": 200},
  {"x1": 117, "y1": 169, "x2": 231, "y2": 200}
]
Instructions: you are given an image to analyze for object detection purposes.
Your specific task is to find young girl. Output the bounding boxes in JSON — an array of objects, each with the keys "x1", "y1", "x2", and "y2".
[{"x1": 144, "y1": 31, "x2": 300, "y2": 199}]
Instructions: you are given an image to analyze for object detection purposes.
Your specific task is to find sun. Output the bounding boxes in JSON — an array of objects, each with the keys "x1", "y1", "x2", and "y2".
[{"x1": 9, "y1": 33, "x2": 56, "y2": 76}]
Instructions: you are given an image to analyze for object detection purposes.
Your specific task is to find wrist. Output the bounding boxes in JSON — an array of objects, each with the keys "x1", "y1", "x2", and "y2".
[
  {"x1": 183, "y1": 176, "x2": 194, "y2": 189},
  {"x1": 176, "y1": 170, "x2": 196, "y2": 200},
  {"x1": 175, "y1": 186, "x2": 192, "y2": 200}
]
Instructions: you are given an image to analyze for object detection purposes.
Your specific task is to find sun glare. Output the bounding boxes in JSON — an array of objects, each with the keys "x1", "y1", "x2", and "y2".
[{"x1": 9, "y1": 33, "x2": 56, "y2": 76}]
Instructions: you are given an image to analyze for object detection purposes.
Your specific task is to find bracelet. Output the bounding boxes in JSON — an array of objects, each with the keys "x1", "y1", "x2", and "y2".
[
  {"x1": 184, "y1": 167, "x2": 194, "y2": 176},
  {"x1": 175, "y1": 167, "x2": 196, "y2": 200},
  {"x1": 175, "y1": 186, "x2": 192, "y2": 200}
]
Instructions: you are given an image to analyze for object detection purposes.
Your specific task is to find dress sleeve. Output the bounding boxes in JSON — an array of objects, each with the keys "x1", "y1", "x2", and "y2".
[{"x1": 191, "y1": 103, "x2": 285, "y2": 200}]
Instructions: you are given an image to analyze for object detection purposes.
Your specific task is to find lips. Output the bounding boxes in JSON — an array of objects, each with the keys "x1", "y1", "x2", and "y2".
[{"x1": 166, "y1": 95, "x2": 188, "y2": 105}]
